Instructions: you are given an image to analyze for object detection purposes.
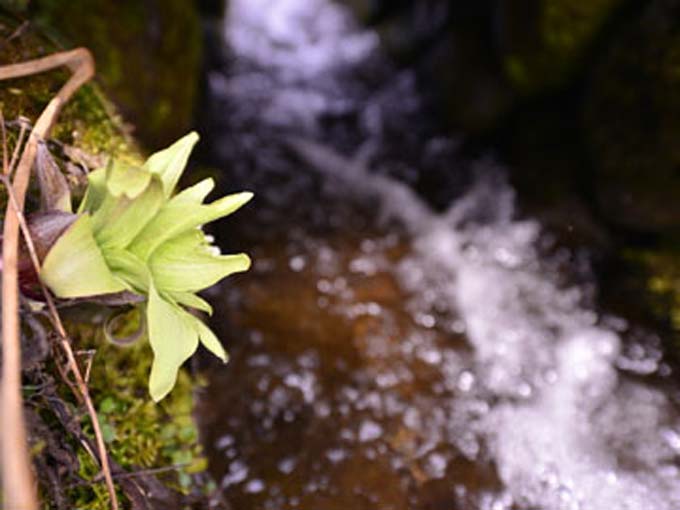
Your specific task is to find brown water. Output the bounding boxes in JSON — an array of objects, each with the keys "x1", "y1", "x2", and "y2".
[{"x1": 199, "y1": 226, "x2": 507, "y2": 509}]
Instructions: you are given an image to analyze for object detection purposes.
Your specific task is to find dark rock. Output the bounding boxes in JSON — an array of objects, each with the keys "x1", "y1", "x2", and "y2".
[
  {"x1": 498, "y1": 0, "x2": 623, "y2": 94},
  {"x1": 419, "y1": 27, "x2": 514, "y2": 133},
  {"x1": 585, "y1": 0, "x2": 680, "y2": 233}
]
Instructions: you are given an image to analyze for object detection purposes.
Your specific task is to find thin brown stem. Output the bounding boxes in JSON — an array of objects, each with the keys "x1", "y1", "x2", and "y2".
[
  {"x1": 76, "y1": 350, "x2": 97, "y2": 385},
  {"x1": 0, "y1": 48, "x2": 120, "y2": 510},
  {"x1": 1, "y1": 20, "x2": 29, "y2": 46},
  {"x1": 8, "y1": 120, "x2": 28, "y2": 177},
  {"x1": 110, "y1": 463, "x2": 188, "y2": 481},
  {"x1": 1, "y1": 109, "x2": 7, "y2": 172}
]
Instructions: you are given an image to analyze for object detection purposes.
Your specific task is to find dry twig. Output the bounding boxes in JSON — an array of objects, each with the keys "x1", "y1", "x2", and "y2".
[
  {"x1": 1, "y1": 49, "x2": 120, "y2": 510},
  {"x1": 8, "y1": 118, "x2": 29, "y2": 176},
  {"x1": 1, "y1": 109, "x2": 7, "y2": 172}
]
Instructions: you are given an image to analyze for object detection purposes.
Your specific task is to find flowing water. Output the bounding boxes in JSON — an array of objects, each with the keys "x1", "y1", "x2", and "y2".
[{"x1": 196, "y1": 1, "x2": 680, "y2": 509}]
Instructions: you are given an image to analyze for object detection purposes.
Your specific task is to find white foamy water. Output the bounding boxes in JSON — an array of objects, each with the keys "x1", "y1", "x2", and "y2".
[
  {"x1": 218, "y1": 0, "x2": 378, "y2": 130},
  {"x1": 227, "y1": 0, "x2": 377, "y2": 75},
  {"x1": 289, "y1": 138, "x2": 680, "y2": 510},
  {"x1": 219, "y1": 1, "x2": 680, "y2": 508}
]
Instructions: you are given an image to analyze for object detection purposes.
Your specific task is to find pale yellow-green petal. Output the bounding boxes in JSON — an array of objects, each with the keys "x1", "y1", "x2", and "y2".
[
  {"x1": 147, "y1": 284, "x2": 199, "y2": 402},
  {"x1": 77, "y1": 167, "x2": 107, "y2": 214},
  {"x1": 150, "y1": 243, "x2": 251, "y2": 292},
  {"x1": 104, "y1": 248, "x2": 151, "y2": 293},
  {"x1": 93, "y1": 177, "x2": 165, "y2": 249},
  {"x1": 128, "y1": 191, "x2": 253, "y2": 261},
  {"x1": 170, "y1": 177, "x2": 215, "y2": 206},
  {"x1": 143, "y1": 131, "x2": 199, "y2": 198},
  {"x1": 195, "y1": 319, "x2": 228, "y2": 363},
  {"x1": 167, "y1": 291, "x2": 213, "y2": 315},
  {"x1": 40, "y1": 214, "x2": 126, "y2": 298},
  {"x1": 105, "y1": 159, "x2": 152, "y2": 199}
]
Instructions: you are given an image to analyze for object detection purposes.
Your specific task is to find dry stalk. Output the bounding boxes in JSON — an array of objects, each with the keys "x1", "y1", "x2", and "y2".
[
  {"x1": 0, "y1": 49, "x2": 119, "y2": 510},
  {"x1": 1, "y1": 109, "x2": 7, "y2": 172},
  {"x1": 8, "y1": 119, "x2": 29, "y2": 176}
]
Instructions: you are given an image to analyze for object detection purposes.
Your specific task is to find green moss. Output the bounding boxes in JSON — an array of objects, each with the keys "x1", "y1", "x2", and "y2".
[
  {"x1": 54, "y1": 85, "x2": 136, "y2": 162},
  {"x1": 68, "y1": 451, "x2": 114, "y2": 510},
  {"x1": 60, "y1": 319, "x2": 207, "y2": 509}
]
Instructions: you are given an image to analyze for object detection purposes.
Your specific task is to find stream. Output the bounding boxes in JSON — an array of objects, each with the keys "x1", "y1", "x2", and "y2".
[{"x1": 195, "y1": 1, "x2": 680, "y2": 509}]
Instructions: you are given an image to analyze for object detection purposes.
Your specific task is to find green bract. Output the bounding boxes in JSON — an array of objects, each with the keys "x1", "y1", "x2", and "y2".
[{"x1": 40, "y1": 132, "x2": 252, "y2": 401}]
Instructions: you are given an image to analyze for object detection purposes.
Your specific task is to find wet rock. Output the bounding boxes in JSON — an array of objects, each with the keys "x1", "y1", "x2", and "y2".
[
  {"x1": 585, "y1": 0, "x2": 680, "y2": 233},
  {"x1": 371, "y1": 1, "x2": 513, "y2": 133},
  {"x1": 621, "y1": 241, "x2": 680, "y2": 338},
  {"x1": 197, "y1": 0, "x2": 227, "y2": 19}
]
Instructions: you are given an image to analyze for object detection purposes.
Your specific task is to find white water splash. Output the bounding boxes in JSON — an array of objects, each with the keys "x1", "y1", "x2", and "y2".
[
  {"x1": 227, "y1": 0, "x2": 377, "y2": 75},
  {"x1": 220, "y1": 0, "x2": 378, "y2": 130}
]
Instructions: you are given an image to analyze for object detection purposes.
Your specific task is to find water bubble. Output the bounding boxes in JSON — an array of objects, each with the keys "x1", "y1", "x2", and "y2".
[
  {"x1": 340, "y1": 428, "x2": 355, "y2": 441},
  {"x1": 245, "y1": 479, "x2": 265, "y2": 494},
  {"x1": 424, "y1": 452, "x2": 448, "y2": 479},
  {"x1": 376, "y1": 372, "x2": 399, "y2": 388},
  {"x1": 289, "y1": 255, "x2": 307, "y2": 271},
  {"x1": 221, "y1": 460, "x2": 249, "y2": 488},
  {"x1": 457, "y1": 371, "x2": 475, "y2": 392},
  {"x1": 317, "y1": 279, "x2": 333, "y2": 293},
  {"x1": 517, "y1": 381, "x2": 533, "y2": 398},
  {"x1": 358, "y1": 420, "x2": 383, "y2": 442},
  {"x1": 248, "y1": 354, "x2": 271, "y2": 367},
  {"x1": 326, "y1": 448, "x2": 347, "y2": 464},
  {"x1": 349, "y1": 257, "x2": 378, "y2": 275},
  {"x1": 662, "y1": 428, "x2": 680, "y2": 452},
  {"x1": 278, "y1": 456, "x2": 297, "y2": 474},
  {"x1": 215, "y1": 434, "x2": 235, "y2": 450},
  {"x1": 451, "y1": 320, "x2": 467, "y2": 333},
  {"x1": 414, "y1": 312, "x2": 436, "y2": 329},
  {"x1": 284, "y1": 372, "x2": 316, "y2": 403},
  {"x1": 314, "y1": 401, "x2": 331, "y2": 417},
  {"x1": 417, "y1": 346, "x2": 442, "y2": 365}
]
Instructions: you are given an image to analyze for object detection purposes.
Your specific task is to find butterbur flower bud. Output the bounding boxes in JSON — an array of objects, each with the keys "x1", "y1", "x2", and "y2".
[{"x1": 38, "y1": 132, "x2": 252, "y2": 401}]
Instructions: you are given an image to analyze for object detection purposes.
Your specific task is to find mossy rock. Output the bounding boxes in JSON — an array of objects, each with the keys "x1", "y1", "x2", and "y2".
[
  {"x1": 584, "y1": 0, "x2": 680, "y2": 233},
  {"x1": 619, "y1": 239, "x2": 680, "y2": 359},
  {"x1": 27, "y1": 0, "x2": 202, "y2": 150},
  {"x1": 499, "y1": 0, "x2": 622, "y2": 93},
  {"x1": 0, "y1": 11, "x2": 137, "y2": 161},
  {"x1": 630, "y1": 243, "x2": 680, "y2": 334}
]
